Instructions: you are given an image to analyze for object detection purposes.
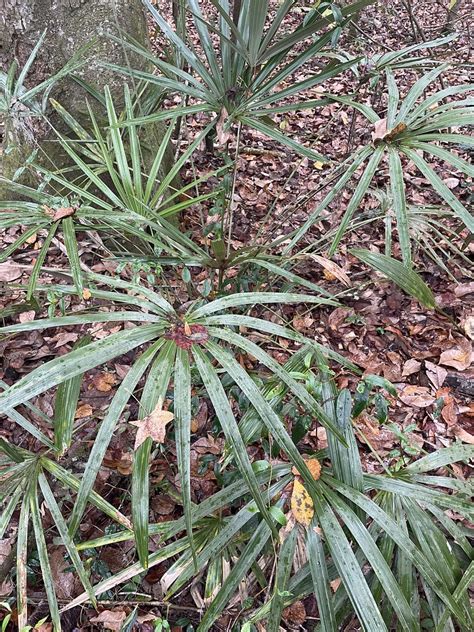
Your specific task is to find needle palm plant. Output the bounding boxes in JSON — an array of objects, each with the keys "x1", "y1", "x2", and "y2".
[
  {"x1": 286, "y1": 67, "x2": 474, "y2": 265},
  {"x1": 0, "y1": 271, "x2": 341, "y2": 571},
  {"x1": 109, "y1": 0, "x2": 372, "y2": 161}
]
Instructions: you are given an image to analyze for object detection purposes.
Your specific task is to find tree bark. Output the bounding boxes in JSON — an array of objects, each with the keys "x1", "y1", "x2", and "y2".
[{"x1": 0, "y1": 0, "x2": 173, "y2": 191}]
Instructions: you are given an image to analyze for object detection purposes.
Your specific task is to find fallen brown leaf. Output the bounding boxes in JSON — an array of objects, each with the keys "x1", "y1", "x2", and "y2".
[
  {"x1": 425, "y1": 361, "x2": 448, "y2": 389},
  {"x1": 371, "y1": 117, "x2": 388, "y2": 141},
  {"x1": 18, "y1": 310, "x2": 35, "y2": 323},
  {"x1": 439, "y1": 339, "x2": 472, "y2": 371},
  {"x1": 130, "y1": 399, "x2": 174, "y2": 450},
  {"x1": 372, "y1": 118, "x2": 407, "y2": 143},
  {"x1": 440, "y1": 396, "x2": 457, "y2": 426},
  {"x1": 0, "y1": 578, "x2": 13, "y2": 597},
  {"x1": 0, "y1": 264, "x2": 22, "y2": 282},
  {"x1": 443, "y1": 177, "x2": 459, "y2": 190},
  {"x1": 93, "y1": 371, "x2": 116, "y2": 392},
  {"x1": 453, "y1": 427, "x2": 474, "y2": 444},
  {"x1": 402, "y1": 358, "x2": 421, "y2": 377},
  {"x1": 50, "y1": 547, "x2": 81, "y2": 600},
  {"x1": 292, "y1": 313, "x2": 315, "y2": 331},
  {"x1": 399, "y1": 385, "x2": 435, "y2": 408},
  {"x1": 52, "y1": 206, "x2": 76, "y2": 221},
  {"x1": 310, "y1": 255, "x2": 351, "y2": 286},
  {"x1": 462, "y1": 316, "x2": 474, "y2": 341},
  {"x1": 103, "y1": 450, "x2": 133, "y2": 475},
  {"x1": 191, "y1": 435, "x2": 223, "y2": 455},
  {"x1": 90, "y1": 609, "x2": 127, "y2": 631},
  {"x1": 454, "y1": 282, "x2": 474, "y2": 298},
  {"x1": 137, "y1": 613, "x2": 159, "y2": 624},
  {"x1": 291, "y1": 478, "x2": 314, "y2": 527},
  {"x1": 75, "y1": 403, "x2": 93, "y2": 419},
  {"x1": 216, "y1": 107, "x2": 232, "y2": 145},
  {"x1": 356, "y1": 412, "x2": 396, "y2": 453},
  {"x1": 291, "y1": 457, "x2": 321, "y2": 480},
  {"x1": 0, "y1": 539, "x2": 12, "y2": 565},
  {"x1": 53, "y1": 332, "x2": 79, "y2": 348},
  {"x1": 330, "y1": 578, "x2": 342, "y2": 592}
]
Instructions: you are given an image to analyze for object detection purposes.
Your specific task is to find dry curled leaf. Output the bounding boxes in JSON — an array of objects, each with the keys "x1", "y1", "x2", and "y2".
[
  {"x1": 130, "y1": 398, "x2": 174, "y2": 450},
  {"x1": 425, "y1": 361, "x2": 447, "y2": 389},
  {"x1": 436, "y1": 388, "x2": 457, "y2": 426},
  {"x1": 402, "y1": 358, "x2": 421, "y2": 377},
  {"x1": 372, "y1": 118, "x2": 407, "y2": 143},
  {"x1": 216, "y1": 107, "x2": 232, "y2": 145},
  {"x1": 443, "y1": 177, "x2": 459, "y2": 190},
  {"x1": 330, "y1": 578, "x2": 342, "y2": 592},
  {"x1": 372, "y1": 118, "x2": 388, "y2": 141},
  {"x1": 291, "y1": 457, "x2": 321, "y2": 480},
  {"x1": 291, "y1": 478, "x2": 314, "y2": 527},
  {"x1": 52, "y1": 206, "x2": 76, "y2": 221},
  {"x1": 439, "y1": 339, "x2": 472, "y2": 371},
  {"x1": 75, "y1": 403, "x2": 93, "y2": 419},
  {"x1": 310, "y1": 255, "x2": 351, "y2": 286},
  {"x1": 399, "y1": 385, "x2": 435, "y2": 408},
  {"x1": 462, "y1": 316, "x2": 474, "y2": 341},
  {"x1": 90, "y1": 609, "x2": 127, "y2": 632},
  {"x1": 453, "y1": 427, "x2": 474, "y2": 444},
  {"x1": 93, "y1": 371, "x2": 116, "y2": 392}
]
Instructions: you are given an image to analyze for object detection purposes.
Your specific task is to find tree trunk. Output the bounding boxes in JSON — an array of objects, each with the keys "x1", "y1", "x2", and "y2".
[{"x1": 0, "y1": 0, "x2": 173, "y2": 192}]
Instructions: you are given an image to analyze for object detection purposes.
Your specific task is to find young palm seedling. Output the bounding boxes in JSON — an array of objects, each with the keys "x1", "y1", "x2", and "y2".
[
  {"x1": 287, "y1": 67, "x2": 474, "y2": 266},
  {"x1": 0, "y1": 87, "x2": 220, "y2": 296},
  {"x1": 242, "y1": 379, "x2": 473, "y2": 632}
]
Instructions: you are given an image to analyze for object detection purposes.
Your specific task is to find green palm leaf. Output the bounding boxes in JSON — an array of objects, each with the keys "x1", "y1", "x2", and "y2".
[{"x1": 193, "y1": 345, "x2": 278, "y2": 537}]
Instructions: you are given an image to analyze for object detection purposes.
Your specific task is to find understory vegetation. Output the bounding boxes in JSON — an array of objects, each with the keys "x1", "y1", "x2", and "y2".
[{"x1": 0, "y1": 1, "x2": 472, "y2": 631}]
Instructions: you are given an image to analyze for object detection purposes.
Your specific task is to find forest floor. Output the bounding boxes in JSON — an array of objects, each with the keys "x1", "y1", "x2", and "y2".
[{"x1": 0, "y1": 1, "x2": 473, "y2": 630}]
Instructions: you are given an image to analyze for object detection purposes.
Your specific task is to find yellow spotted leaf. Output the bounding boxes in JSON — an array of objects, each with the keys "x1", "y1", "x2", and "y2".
[{"x1": 291, "y1": 479, "x2": 314, "y2": 527}]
